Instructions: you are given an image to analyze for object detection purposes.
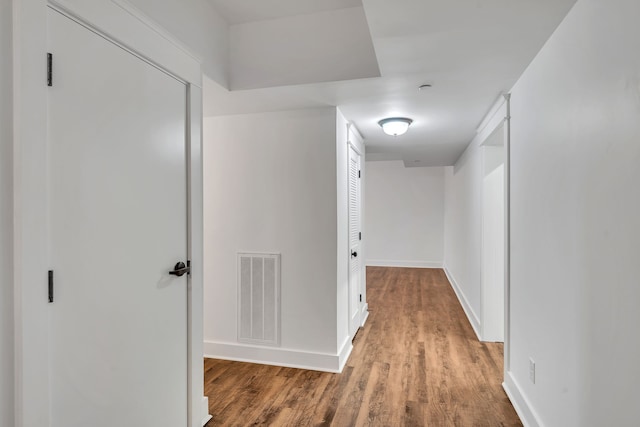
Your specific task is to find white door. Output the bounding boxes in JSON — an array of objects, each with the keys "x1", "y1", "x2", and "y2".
[
  {"x1": 348, "y1": 144, "x2": 362, "y2": 338},
  {"x1": 48, "y1": 9, "x2": 188, "y2": 427}
]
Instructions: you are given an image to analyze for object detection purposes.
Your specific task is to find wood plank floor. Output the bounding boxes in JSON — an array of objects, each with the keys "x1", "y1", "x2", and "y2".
[{"x1": 204, "y1": 267, "x2": 522, "y2": 426}]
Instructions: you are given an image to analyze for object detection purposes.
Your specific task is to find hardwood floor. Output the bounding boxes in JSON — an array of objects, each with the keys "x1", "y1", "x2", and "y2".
[{"x1": 204, "y1": 267, "x2": 522, "y2": 426}]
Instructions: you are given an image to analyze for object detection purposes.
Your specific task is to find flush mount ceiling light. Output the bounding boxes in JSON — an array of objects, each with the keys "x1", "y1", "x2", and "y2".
[{"x1": 378, "y1": 117, "x2": 413, "y2": 136}]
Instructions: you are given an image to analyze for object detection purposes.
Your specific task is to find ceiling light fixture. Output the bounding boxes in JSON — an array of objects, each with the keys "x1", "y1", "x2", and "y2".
[{"x1": 378, "y1": 117, "x2": 413, "y2": 136}]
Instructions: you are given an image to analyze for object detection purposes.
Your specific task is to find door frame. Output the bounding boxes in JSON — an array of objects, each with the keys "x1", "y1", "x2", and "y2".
[
  {"x1": 480, "y1": 134, "x2": 505, "y2": 342},
  {"x1": 12, "y1": 1, "x2": 206, "y2": 425},
  {"x1": 473, "y1": 94, "x2": 511, "y2": 362},
  {"x1": 347, "y1": 140, "x2": 363, "y2": 338}
]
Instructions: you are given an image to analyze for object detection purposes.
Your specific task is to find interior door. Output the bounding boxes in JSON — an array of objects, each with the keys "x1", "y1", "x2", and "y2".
[
  {"x1": 48, "y1": 8, "x2": 188, "y2": 427},
  {"x1": 348, "y1": 144, "x2": 362, "y2": 338}
]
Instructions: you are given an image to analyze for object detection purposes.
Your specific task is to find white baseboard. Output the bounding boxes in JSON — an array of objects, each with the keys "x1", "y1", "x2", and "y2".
[
  {"x1": 337, "y1": 336, "x2": 353, "y2": 372},
  {"x1": 203, "y1": 341, "x2": 344, "y2": 373},
  {"x1": 366, "y1": 259, "x2": 443, "y2": 268},
  {"x1": 201, "y1": 396, "x2": 212, "y2": 426},
  {"x1": 443, "y1": 265, "x2": 482, "y2": 340},
  {"x1": 503, "y1": 371, "x2": 543, "y2": 427},
  {"x1": 360, "y1": 303, "x2": 369, "y2": 327}
]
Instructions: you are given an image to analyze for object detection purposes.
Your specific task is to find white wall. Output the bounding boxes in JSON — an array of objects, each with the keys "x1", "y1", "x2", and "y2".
[
  {"x1": 365, "y1": 161, "x2": 445, "y2": 268},
  {"x1": 128, "y1": 0, "x2": 229, "y2": 86},
  {"x1": 0, "y1": 0, "x2": 14, "y2": 425},
  {"x1": 505, "y1": 0, "x2": 640, "y2": 425},
  {"x1": 203, "y1": 108, "x2": 345, "y2": 371},
  {"x1": 443, "y1": 141, "x2": 483, "y2": 333}
]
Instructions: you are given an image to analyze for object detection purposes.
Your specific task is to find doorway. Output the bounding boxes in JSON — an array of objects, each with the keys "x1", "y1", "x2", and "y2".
[
  {"x1": 348, "y1": 143, "x2": 363, "y2": 338},
  {"x1": 47, "y1": 8, "x2": 189, "y2": 426},
  {"x1": 480, "y1": 125, "x2": 506, "y2": 342}
]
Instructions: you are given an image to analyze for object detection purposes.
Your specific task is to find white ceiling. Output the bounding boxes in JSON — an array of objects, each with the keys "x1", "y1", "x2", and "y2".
[
  {"x1": 227, "y1": 6, "x2": 380, "y2": 90},
  {"x1": 204, "y1": 0, "x2": 577, "y2": 166},
  {"x1": 210, "y1": 0, "x2": 363, "y2": 24}
]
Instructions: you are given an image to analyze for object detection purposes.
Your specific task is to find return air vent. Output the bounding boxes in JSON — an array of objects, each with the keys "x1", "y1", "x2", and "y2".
[{"x1": 238, "y1": 253, "x2": 281, "y2": 346}]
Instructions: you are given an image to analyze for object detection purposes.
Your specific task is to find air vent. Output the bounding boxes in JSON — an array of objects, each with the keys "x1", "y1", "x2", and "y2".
[{"x1": 238, "y1": 253, "x2": 281, "y2": 346}]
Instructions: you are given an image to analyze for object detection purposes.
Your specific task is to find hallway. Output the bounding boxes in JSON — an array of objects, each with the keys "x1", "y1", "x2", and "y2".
[{"x1": 204, "y1": 267, "x2": 521, "y2": 426}]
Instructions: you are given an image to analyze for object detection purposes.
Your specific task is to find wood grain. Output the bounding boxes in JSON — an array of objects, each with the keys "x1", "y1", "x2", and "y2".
[{"x1": 204, "y1": 267, "x2": 522, "y2": 426}]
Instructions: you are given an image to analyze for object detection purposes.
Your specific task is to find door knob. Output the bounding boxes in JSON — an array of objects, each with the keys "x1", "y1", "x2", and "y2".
[
  {"x1": 351, "y1": 251, "x2": 358, "y2": 258},
  {"x1": 169, "y1": 261, "x2": 190, "y2": 277}
]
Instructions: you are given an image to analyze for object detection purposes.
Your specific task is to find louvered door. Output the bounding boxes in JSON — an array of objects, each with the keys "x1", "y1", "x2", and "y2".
[{"x1": 348, "y1": 144, "x2": 362, "y2": 338}]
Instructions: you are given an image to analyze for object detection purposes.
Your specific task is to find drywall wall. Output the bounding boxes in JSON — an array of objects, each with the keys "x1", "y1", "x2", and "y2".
[
  {"x1": 365, "y1": 161, "x2": 445, "y2": 268},
  {"x1": 128, "y1": 0, "x2": 229, "y2": 86},
  {"x1": 203, "y1": 108, "x2": 342, "y2": 370},
  {"x1": 443, "y1": 142, "x2": 483, "y2": 334},
  {"x1": 0, "y1": 0, "x2": 13, "y2": 424},
  {"x1": 505, "y1": 0, "x2": 640, "y2": 425}
]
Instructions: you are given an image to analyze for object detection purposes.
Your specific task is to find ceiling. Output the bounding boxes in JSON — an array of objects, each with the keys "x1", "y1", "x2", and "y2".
[
  {"x1": 204, "y1": 0, "x2": 577, "y2": 166},
  {"x1": 226, "y1": 6, "x2": 380, "y2": 90},
  {"x1": 210, "y1": 0, "x2": 363, "y2": 24}
]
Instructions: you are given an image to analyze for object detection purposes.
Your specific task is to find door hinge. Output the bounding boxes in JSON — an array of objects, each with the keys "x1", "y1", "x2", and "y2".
[
  {"x1": 359, "y1": 232, "x2": 362, "y2": 241},
  {"x1": 47, "y1": 53, "x2": 53, "y2": 87},
  {"x1": 358, "y1": 170, "x2": 361, "y2": 178},
  {"x1": 48, "y1": 270, "x2": 54, "y2": 303},
  {"x1": 359, "y1": 294, "x2": 362, "y2": 302}
]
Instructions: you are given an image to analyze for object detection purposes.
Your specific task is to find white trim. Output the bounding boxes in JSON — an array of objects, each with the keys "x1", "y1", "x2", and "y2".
[
  {"x1": 360, "y1": 303, "x2": 369, "y2": 327},
  {"x1": 476, "y1": 93, "x2": 507, "y2": 135},
  {"x1": 503, "y1": 371, "x2": 543, "y2": 427},
  {"x1": 204, "y1": 341, "x2": 347, "y2": 373},
  {"x1": 455, "y1": 93, "x2": 508, "y2": 169},
  {"x1": 347, "y1": 138, "x2": 363, "y2": 155},
  {"x1": 443, "y1": 266, "x2": 481, "y2": 340},
  {"x1": 348, "y1": 121, "x2": 365, "y2": 143},
  {"x1": 503, "y1": 94, "x2": 512, "y2": 372},
  {"x1": 346, "y1": 121, "x2": 366, "y2": 156},
  {"x1": 479, "y1": 124, "x2": 506, "y2": 148},
  {"x1": 337, "y1": 336, "x2": 353, "y2": 372},
  {"x1": 188, "y1": 86, "x2": 207, "y2": 427},
  {"x1": 366, "y1": 260, "x2": 443, "y2": 269},
  {"x1": 201, "y1": 397, "x2": 212, "y2": 427},
  {"x1": 47, "y1": 0, "x2": 201, "y2": 86},
  {"x1": 111, "y1": 0, "x2": 202, "y2": 63}
]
